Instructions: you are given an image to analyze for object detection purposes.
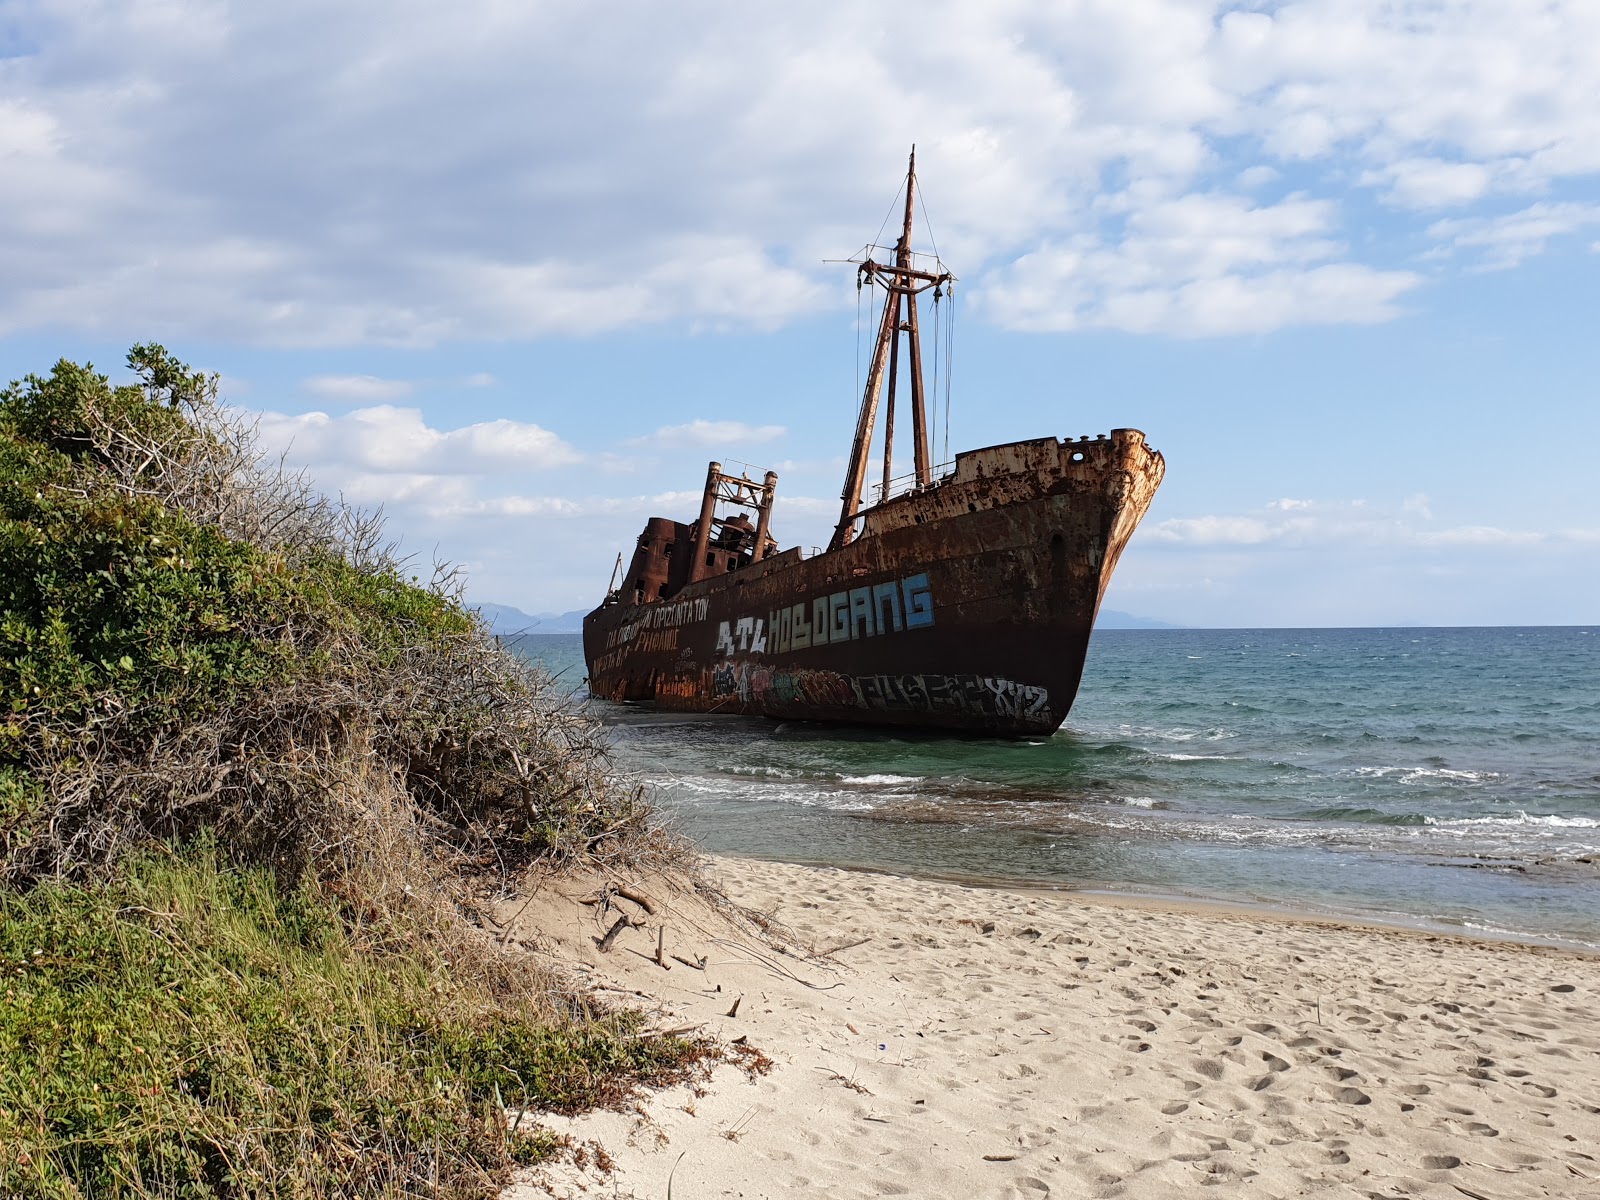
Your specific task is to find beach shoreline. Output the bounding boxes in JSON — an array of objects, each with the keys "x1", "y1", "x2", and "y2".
[
  {"x1": 725, "y1": 853, "x2": 1600, "y2": 955},
  {"x1": 508, "y1": 853, "x2": 1599, "y2": 1200}
]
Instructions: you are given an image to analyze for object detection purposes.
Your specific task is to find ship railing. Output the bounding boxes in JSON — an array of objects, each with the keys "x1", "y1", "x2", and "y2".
[{"x1": 869, "y1": 460, "x2": 957, "y2": 506}]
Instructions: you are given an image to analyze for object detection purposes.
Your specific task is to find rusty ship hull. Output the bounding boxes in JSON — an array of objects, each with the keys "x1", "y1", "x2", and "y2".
[{"x1": 584, "y1": 430, "x2": 1164, "y2": 736}]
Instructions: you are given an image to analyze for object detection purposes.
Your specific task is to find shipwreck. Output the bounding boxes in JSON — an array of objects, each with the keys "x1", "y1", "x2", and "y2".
[{"x1": 583, "y1": 152, "x2": 1164, "y2": 735}]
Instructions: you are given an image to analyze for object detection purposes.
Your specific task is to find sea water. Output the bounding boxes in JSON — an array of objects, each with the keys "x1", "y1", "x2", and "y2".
[{"x1": 513, "y1": 627, "x2": 1600, "y2": 948}]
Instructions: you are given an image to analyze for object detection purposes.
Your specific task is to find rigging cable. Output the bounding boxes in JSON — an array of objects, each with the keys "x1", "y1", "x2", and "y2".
[
  {"x1": 931, "y1": 284, "x2": 941, "y2": 466},
  {"x1": 855, "y1": 271, "x2": 863, "y2": 405},
  {"x1": 874, "y1": 181, "x2": 905, "y2": 255},
  {"x1": 944, "y1": 280, "x2": 955, "y2": 467},
  {"x1": 917, "y1": 188, "x2": 940, "y2": 263}
]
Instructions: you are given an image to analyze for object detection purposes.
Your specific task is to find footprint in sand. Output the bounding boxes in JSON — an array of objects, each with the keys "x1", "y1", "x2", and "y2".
[
  {"x1": 1004, "y1": 1178, "x2": 1050, "y2": 1198},
  {"x1": 1422, "y1": 1155, "x2": 1461, "y2": 1169},
  {"x1": 1259, "y1": 1052, "x2": 1290, "y2": 1072},
  {"x1": 1324, "y1": 1085, "x2": 1372, "y2": 1105}
]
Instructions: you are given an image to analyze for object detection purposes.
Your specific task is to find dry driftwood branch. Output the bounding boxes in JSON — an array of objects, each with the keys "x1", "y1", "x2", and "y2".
[
  {"x1": 816, "y1": 936, "x2": 873, "y2": 957},
  {"x1": 596, "y1": 914, "x2": 635, "y2": 953},
  {"x1": 614, "y1": 884, "x2": 657, "y2": 915},
  {"x1": 639, "y1": 1024, "x2": 704, "y2": 1040}
]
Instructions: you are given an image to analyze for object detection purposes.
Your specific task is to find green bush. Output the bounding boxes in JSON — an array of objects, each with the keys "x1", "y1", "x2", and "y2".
[
  {"x1": 0, "y1": 841, "x2": 706, "y2": 1197},
  {"x1": 0, "y1": 347, "x2": 647, "y2": 882},
  {"x1": 0, "y1": 349, "x2": 696, "y2": 1197}
]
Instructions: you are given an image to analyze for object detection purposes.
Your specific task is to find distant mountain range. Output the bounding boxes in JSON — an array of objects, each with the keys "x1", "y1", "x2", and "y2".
[
  {"x1": 476, "y1": 602, "x2": 1182, "y2": 634},
  {"x1": 1096, "y1": 609, "x2": 1184, "y2": 629},
  {"x1": 474, "y1": 603, "x2": 587, "y2": 635}
]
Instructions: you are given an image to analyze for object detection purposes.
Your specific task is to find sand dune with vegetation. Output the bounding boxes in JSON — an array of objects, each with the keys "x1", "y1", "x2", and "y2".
[{"x1": 0, "y1": 349, "x2": 708, "y2": 1197}]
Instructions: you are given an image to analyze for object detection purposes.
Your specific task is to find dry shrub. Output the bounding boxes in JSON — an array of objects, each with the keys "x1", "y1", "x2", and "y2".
[{"x1": 1, "y1": 346, "x2": 668, "y2": 894}]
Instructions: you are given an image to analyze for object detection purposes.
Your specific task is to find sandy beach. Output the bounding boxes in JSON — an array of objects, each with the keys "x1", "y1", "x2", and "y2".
[{"x1": 504, "y1": 856, "x2": 1599, "y2": 1200}]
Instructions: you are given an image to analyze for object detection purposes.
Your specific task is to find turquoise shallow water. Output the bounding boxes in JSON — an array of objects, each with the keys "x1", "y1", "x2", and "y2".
[{"x1": 513, "y1": 627, "x2": 1600, "y2": 948}]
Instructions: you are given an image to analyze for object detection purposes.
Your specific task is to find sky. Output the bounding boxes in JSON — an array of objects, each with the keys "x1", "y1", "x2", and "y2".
[{"x1": 2, "y1": 0, "x2": 1597, "y2": 627}]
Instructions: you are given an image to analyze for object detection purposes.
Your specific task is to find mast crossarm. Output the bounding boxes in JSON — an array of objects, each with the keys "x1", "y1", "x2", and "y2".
[{"x1": 858, "y1": 261, "x2": 952, "y2": 287}]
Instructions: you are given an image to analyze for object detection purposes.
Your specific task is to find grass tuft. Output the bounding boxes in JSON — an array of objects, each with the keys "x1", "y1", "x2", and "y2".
[
  {"x1": 0, "y1": 347, "x2": 711, "y2": 1197},
  {"x1": 0, "y1": 840, "x2": 711, "y2": 1197}
]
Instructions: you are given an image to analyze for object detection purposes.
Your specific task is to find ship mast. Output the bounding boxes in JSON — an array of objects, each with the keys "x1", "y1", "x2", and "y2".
[{"x1": 830, "y1": 148, "x2": 953, "y2": 552}]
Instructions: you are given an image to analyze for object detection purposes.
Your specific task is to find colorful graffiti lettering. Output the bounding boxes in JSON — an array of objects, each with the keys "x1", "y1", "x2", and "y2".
[
  {"x1": 707, "y1": 663, "x2": 1049, "y2": 723},
  {"x1": 848, "y1": 673, "x2": 1049, "y2": 719},
  {"x1": 761, "y1": 572, "x2": 933, "y2": 656}
]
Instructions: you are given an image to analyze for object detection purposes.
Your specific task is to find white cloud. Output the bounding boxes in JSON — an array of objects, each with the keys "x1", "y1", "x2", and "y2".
[
  {"x1": 249, "y1": 406, "x2": 820, "y2": 549},
  {"x1": 1146, "y1": 497, "x2": 1594, "y2": 549},
  {"x1": 637, "y1": 419, "x2": 789, "y2": 449},
  {"x1": 453, "y1": 490, "x2": 699, "y2": 520},
  {"x1": 1428, "y1": 203, "x2": 1600, "y2": 269},
  {"x1": 985, "y1": 193, "x2": 1420, "y2": 334},
  {"x1": 1109, "y1": 495, "x2": 1600, "y2": 626},
  {"x1": 302, "y1": 373, "x2": 413, "y2": 401},
  {"x1": 1414, "y1": 525, "x2": 1546, "y2": 547},
  {"x1": 1362, "y1": 159, "x2": 1496, "y2": 210},
  {"x1": 355, "y1": 483, "x2": 835, "y2": 531},
  {"x1": 0, "y1": 1, "x2": 1595, "y2": 342},
  {"x1": 256, "y1": 405, "x2": 581, "y2": 486}
]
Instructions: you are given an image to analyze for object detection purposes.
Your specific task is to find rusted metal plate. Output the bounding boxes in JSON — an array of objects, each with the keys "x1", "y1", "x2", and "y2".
[{"x1": 584, "y1": 430, "x2": 1164, "y2": 737}]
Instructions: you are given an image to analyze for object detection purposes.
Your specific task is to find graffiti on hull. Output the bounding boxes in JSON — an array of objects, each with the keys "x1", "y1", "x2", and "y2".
[
  {"x1": 706, "y1": 662, "x2": 1050, "y2": 723},
  {"x1": 714, "y1": 572, "x2": 934, "y2": 659},
  {"x1": 606, "y1": 596, "x2": 711, "y2": 649}
]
